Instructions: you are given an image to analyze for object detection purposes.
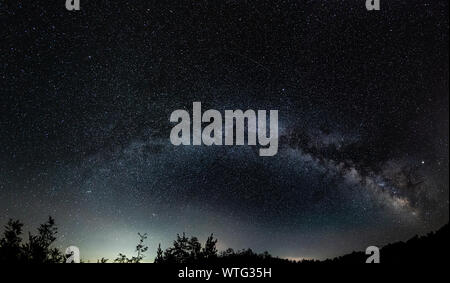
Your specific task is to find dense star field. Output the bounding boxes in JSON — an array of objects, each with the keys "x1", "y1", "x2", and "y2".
[{"x1": 0, "y1": 1, "x2": 448, "y2": 261}]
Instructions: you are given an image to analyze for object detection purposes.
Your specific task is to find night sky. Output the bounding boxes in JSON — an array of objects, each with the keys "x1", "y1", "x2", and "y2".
[{"x1": 1, "y1": 1, "x2": 448, "y2": 262}]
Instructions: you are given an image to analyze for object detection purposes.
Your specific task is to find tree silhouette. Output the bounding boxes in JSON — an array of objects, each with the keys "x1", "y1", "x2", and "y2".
[
  {"x1": 154, "y1": 243, "x2": 164, "y2": 263},
  {"x1": 114, "y1": 253, "x2": 129, "y2": 263},
  {"x1": 0, "y1": 216, "x2": 63, "y2": 263},
  {"x1": 166, "y1": 232, "x2": 191, "y2": 263},
  {"x1": 0, "y1": 219, "x2": 24, "y2": 262},
  {"x1": 97, "y1": 257, "x2": 108, "y2": 263},
  {"x1": 23, "y1": 216, "x2": 62, "y2": 263},
  {"x1": 155, "y1": 233, "x2": 200, "y2": 263},
  {"x1": 157, "y1": 232, "x2": 219, "y2": 263},
  {"x1": 132, "y1": 233, "x2": 148, "y2": 263},
  {"x1": 114, "y1": 232, "x2": 149, "y2": 263},
  {"x1": 202, "y1": 233, "x2": 218, "y2": 260}
]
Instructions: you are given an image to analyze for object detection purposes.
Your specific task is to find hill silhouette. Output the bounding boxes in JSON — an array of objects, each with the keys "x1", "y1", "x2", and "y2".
[
  {"x1": 0, "y1": 217, "x2": 447, "y2": 264},
  {"x1": 323, "y1": 224, "x2": 449, "y2": 264}
]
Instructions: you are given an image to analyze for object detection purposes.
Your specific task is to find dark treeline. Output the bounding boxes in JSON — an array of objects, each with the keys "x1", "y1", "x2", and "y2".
[
  {"x1": 322, "y1": 223, "x2": 449, "y2": 264},
  {"x1": 0, "y1": 217, "x2": 63, "y2": 263},
  {"x1": 152, "y1": 232, "x2": 291, "y2": 264},
  {"x1": 0, "y1": 217, "x2": 448, "y2": 264}
]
